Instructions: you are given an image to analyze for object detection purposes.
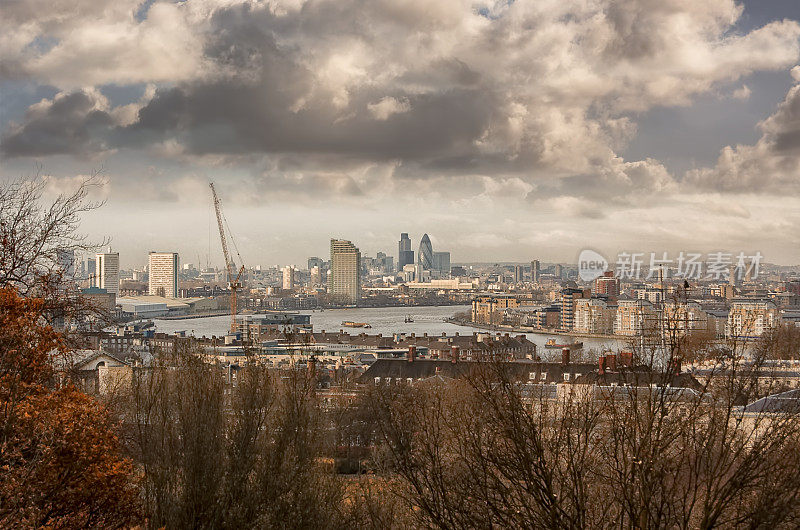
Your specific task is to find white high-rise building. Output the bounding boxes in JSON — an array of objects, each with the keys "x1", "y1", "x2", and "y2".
[
  {"x1": 282, "y1": 266, "x2": 295, "y2": 290},
  {"x1": 96, "y1": 251, "x2": 120, "y2": 294},
  {"x1": 148, "y1": 252, "x2": 179, "y2": 298},
  {"x1": 330, "y1": 239, "x2": 361, "y2": 304}
]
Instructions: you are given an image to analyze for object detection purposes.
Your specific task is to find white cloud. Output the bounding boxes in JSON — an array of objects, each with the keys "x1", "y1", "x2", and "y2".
[
  {"x1": 3, "y1": 0, "x2": 800, "y2": 264},
  {"x1": 367, "y1": 97, "x2": 411, "y2": 120},
  {"x1": 732, "y1": 85, "x2": 751, "y2": 100},
  {"x1": 686, "y1": 83, "x2": 800, "y2": 193}
]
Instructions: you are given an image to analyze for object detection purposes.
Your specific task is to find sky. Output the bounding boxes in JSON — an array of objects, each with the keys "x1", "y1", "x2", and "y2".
[{"x1": 1, "y1": 0, "x2": 800, "y2": 268}]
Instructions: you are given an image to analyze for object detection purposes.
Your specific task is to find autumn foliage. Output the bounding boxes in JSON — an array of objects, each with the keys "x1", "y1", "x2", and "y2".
[{"x1": 0, "y1": 287, "x2": 139, "y2": 528}]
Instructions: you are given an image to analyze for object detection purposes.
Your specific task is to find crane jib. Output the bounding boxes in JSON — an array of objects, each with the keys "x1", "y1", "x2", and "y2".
[{"x1": 209, "y1": 182, "x2": 245, "y2": 334}]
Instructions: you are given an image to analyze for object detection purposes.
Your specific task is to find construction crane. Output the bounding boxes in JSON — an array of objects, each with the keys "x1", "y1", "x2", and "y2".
[{"x1": 209, "y1": 183, "x2": 246, "y2": 333}]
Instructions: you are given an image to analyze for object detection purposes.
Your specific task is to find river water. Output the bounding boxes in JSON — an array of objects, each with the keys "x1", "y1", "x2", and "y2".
[{"x1": 152, "y1": 305, "x2": 623, "y2": 358}]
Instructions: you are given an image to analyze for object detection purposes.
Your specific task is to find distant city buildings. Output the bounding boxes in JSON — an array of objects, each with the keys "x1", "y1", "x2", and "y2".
[
  {"x1": 375, "y1": 252, "x2": 394, "y2": 274},
  {"x1": 726, "y1": 299, "x2": 778, "y2": 339},
  {"x1": 560, "y1": 287, "x2": 591, "y2": 332},
  {"x1": 531, "y1": 260, "x2": 540, "y2": 283},
  {"x1": 573, "y1": 298, "x2": 616, "y2": 334},
  {"x1": 148, "y1": 252, "x2": 179, "y2": 298},
  {"x1": 514, "y1": 265, "x2": 524, "y2": 284},
  {"x1": 433, "y1": 251, "x2": 450, "y2": 275},
  {"x1": 330, "y1": 239, "x2": 361, "y2": 304},
  {"x1": 310, "y1": 266, "x2": 322, "y2": 288},
  {"x1": 594, "y1": 271, "x2": 620, "y2": 297},
  {"x1": 411, "y1": 233, "x2": 451, "y2": 277},
  {"x1": 307, "y1": 256, "x2": 324, "y2": 272},
  {"x1": 56, "y1": 249, "x2": 75, "y2": 280},
  {"x1": 96, "y1": 251, "x2": 120, "y2": 295},
  {"x1": 472, "y1": 294, "x2": 524, "y2": 325},
  {"x1": 418, "y1": 234, "x2": 434, "y2": 270},
  {"x1": 398, "y1": 233, "x2": 414, "y2": 271},
  {"x1": 282, "y1": 266, "x2": 295, "y2": 291},
  {"x1": 614, "y1": 299, "x2": 656, "y2": 336},
  {"x1": 86, "y1": 257, "x2": 96, "y2": 281}
]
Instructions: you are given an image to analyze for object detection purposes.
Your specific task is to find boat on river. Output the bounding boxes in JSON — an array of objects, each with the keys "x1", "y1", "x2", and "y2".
[
  {"x1": 545, "y1": 338, "x2": 583, "y2": 349},
  {"x1": 342, "y1": 321, "x2": 372, "y2": 328}
]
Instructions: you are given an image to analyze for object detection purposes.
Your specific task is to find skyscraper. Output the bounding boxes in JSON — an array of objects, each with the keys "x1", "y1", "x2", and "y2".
[
  {"x1": 282, "y1": 266, "x2": 295, "y2": 290},
  {"x1": 433, "y1": 251, "x2": 451, "y2": 276},
  {"x1": 310, "y1": 266, "x2": 322, "y2": 288},
  {"x1": 96, "y1": 251, "x2": 120, "y2": 294},
  {"x1": 398, "y1": 233, "x2": 414, "y2": 271},
  {"x1": 330, "y1": 239, "x2": 361, "y2": 304},
  {"x1": 555, "y1": 264, "x2": 563, "y2": 280},
  {"x1": 531, "y1": 260, "x2": 540, "y2": 283},
  {"x1": 56, "y1": 249, "x2": 75, "y2": 280},
  {"x1": 87, "y1": 258, "x2": 96, "y2": 284},
  {"x1": 148, "y1": 252, "x2": 179, "y2": 298},
  {"x1": 418, "y1": 234, "x2": 434, "y2": 270},
  {"x1": 514, "y1": 265, "x2": 524, "y2": 283},
  {"x1": 307, "y1": 256, "x2": 324, "y2": 271}
]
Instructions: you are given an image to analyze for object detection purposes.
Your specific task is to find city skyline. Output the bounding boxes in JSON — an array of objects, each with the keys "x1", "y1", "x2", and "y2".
[
  {"x1": 1, "y1": 1, "x2": 800, "y2": 266},
  {"x1": 3, "y1": 2, "x2": 800, "y2": 526}
]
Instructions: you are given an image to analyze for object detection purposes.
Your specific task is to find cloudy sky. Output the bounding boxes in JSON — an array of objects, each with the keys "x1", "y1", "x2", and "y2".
[{"x1": 2, "y1": 0, "x2": 800, "y2": 268}]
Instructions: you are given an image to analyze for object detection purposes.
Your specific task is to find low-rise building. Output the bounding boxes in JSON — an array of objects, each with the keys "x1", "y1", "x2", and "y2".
[
  {"x1": 471, "y1": 294, "x2": 523, "y2": 325},
  {"x1": 614, "y1": 298, "x2": 656, "y2": 336},
  {"x1": 726, "y1": 299, "x2": 779, "y2": 339},
  {"x1": 573, "y1": 298, "x2": 615, "y2": 334}
]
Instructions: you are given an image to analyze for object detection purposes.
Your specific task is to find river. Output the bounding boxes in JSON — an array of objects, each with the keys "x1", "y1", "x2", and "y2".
[{"x1": 152, "y1": 305, "x2": 623, "y2": 357}]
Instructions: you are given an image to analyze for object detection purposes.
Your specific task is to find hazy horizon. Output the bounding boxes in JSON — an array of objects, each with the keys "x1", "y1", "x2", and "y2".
[{"x1": 2, "y1": 0, "x2": 800, "y2": 267}]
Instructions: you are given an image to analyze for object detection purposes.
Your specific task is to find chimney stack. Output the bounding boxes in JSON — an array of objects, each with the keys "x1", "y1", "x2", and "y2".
[
  {"x1": 561, "y1": 347, "x2": 570, "y2": 365},
  {"x1": 606, "y1": 354, "x2": 617, "y2": 372},
  {"x1": 307, "y1": 355, "x2": 317, "y2": 380},
  {"x1": 408, "y1": 346, "x2": 416, "y2": 363},
  {"x1": 619, "y1": 351, "x2": 633, "y2": 367},
  {"x1": 451, "y1": 346, "x2": 459, "y2": 363},
  {"x1": 598, "y1": 356, "x2": 606, "y2": 375}
]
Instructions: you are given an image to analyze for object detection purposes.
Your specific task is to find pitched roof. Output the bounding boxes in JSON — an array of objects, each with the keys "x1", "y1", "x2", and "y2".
[
  {"x1": 743, "y1": 388, "x2": 800, "y2": 413},
  {"x1": 358, "y1": 358, "x2": 596, "y2": 384},
  {"x1": 573, "y1": 370, "x2": 703, "y2": 391}
]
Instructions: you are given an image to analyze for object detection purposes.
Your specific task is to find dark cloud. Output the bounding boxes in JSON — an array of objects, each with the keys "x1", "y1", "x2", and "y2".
[
  {"x1": 1, "y1": 90, "x2": 114, "y2": 157},
  {"x1": 3, "y1": 0, "x2": 800, "y2": 204}
]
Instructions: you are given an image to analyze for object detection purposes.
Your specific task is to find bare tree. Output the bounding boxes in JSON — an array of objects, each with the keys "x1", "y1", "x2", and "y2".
[
  {"x1": 367, "y1": 309, "x2": 800, "y2": 529},
  {"x1": 0, "y1": 170, "x2": 108, "y2": 328},
  {"x1": 122, "y1": 344, "x2": 372, "y2": 528}
]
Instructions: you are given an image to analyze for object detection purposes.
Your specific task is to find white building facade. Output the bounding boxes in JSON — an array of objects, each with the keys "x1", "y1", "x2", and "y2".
[
  {"x1": 96, "y1": 251, "x2": 120, "y2": 294},
  {"x1": 148, "y1": 252, "x2": 179, "y2": 298}
]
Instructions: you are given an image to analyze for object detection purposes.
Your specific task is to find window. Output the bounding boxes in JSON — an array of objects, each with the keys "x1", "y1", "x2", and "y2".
[
  {"x1": 374, "y1": 377, "x2": 381, "y2": 385},
  {"x1": 540, "y1": 372, "x2": 547, "y2": 380},
  {"x1": 563, "y1": 373, "x2": 570, "y2": 381}
]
